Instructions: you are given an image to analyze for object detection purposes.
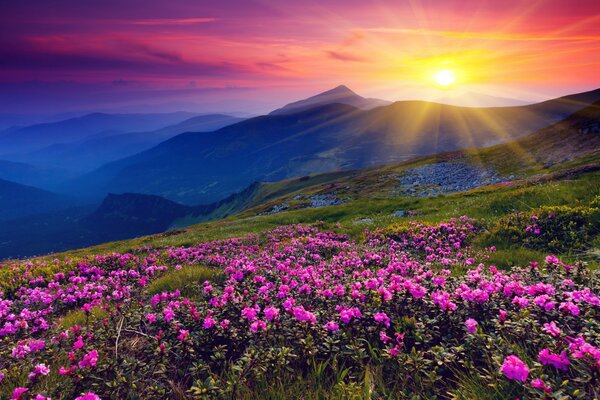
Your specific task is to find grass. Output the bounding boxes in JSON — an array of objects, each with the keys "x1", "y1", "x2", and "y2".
[{"x1": 146, "y1": 264, "x2": 224, "y2": 298}]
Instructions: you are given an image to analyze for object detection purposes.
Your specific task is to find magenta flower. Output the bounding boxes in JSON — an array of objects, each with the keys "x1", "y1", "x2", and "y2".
[
  {"x1": 500, "y1": 355, "x2": 529, "y2": 382},
  {"x1": 78, "y1": 349, "x2": 99, "y2": 368},
  {"x1": 542, "y1": 322, "x2": 561, "y2": 337},
  {"x1": 538, "y1": 348, "x2": 570, "y2": 371},
  {"x1": 75, "y1": 392, "x2": 102, "y2": 400},
  {"x1": 11, "y1": 387, "x2": 29, "y2": 400},
  {"x1": 531, "y1": 378, "x2": 552, "y2": 392},
  {"x1": 28, "y1": 363, "x2": 50, "y2": 380},
  {"x1": 324, "y1": 321, "x2": 339, "y2": 331},
  {"x1": 73, "y1": 335, "x2": 84, "y2": 350},
  {"x1": 465, "y1": 318, "x2": 478, "y2": 334},
  {"x1": 264, "y1": 306, "x2": 280, "y2": 321},
  {"x1": 177, "y1": 329, "x2": 190, "y2": 341},
  {"x1": 241, "y1": 307, "x2": 258, "y2": 321},
  {"x1": 374, "y1": 312, "x2": 391, "y2": 328},
  {"x1": 145, "y1": 313, "x2": 157, "y2": 323},
  {"x1": 203, "y1": 315, "x2": 216, "y2": 329},
  {"x1": 250, "y1": 320, "x2": 267, "y2": 332}
]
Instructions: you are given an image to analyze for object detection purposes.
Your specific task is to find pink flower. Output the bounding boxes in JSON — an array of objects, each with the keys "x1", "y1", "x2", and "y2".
[
  {"x1": 531, "y1": 378, "x2": 552, "y2": 392},
  {"x1": 538, "y1": 348, "x2": 570, "y2": 371},
  {"x1": 0, "y1": 372, "x2": 4, "y2": 382},
  {"x1": 379, "y1": 331, "x2": 392, "y2": 343},
  {"x1": 73, "y1": 335, "x2": 84, "y2": 350},
  {"x1": 34, "y1": 395, "x2": 51, "y2": 400},
  {"x1": 145, "y1": 313, "x2": 157, "y2": 323},
  {"x1": 203, "y1": 316, "x2": 216, "y2": 329},
  {"x1": 542, "y1": 322, "x2": 561, "y2": 337},
  {"x1": 250, "y1": 320, "x2": 267, "y2": 332},
  {"x1": 177, "y1": 329, "x2": 189, "y2": 341},
  {"x1": 28, "y1": 363, "x2": 50, "y2": 380},
  {"x1": 559, "y1": 301, "x2": 580, "y2": 316},
  {"x1": 59, "y1": 366, "x2": 76, "y2": 375},
  {"x1": 75, "y1": 392, "x2": 102, "y2": 400},
  {"x1": 374, "y1": 312, "x2": 391, "y2": 327},
  {"x1": 241, "y1": 307, "x2": 258, "y2": 321},
  {"x1": 220, "y1": 319, "x2": 230, "y2": 330},
  {"x1": 324, "y1": 321, "x2": 339, "y2": 331},
  {"x1": 163, "y1": 307, "x2": 175, "y2": 322},
  {"x1": 11, "y1": 388, "x2": 29, "y2": 400},
  {"x1": 500, "y1": 355, "x2": 529, "y2": 382},
  {"x1": 498, "y1": 310, "x2": 507, "y2": 323},
  {"x1": 465, "y1": 318, "x2": 478, "y2": 334},
  {"x1": 78, "y1": 349, "x2": 99, "y2": 368},
  {"x1": 264, "y1": 306, "x2": 280, "y2": 321}
]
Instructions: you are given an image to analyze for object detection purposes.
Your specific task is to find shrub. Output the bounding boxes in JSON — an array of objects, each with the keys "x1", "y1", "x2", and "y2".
[{"x1": 487, "y1": 206, "x2": 598, "y2": 253}]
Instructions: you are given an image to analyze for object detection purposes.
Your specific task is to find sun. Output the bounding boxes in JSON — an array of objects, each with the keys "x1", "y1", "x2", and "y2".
[{"x1": 433, "y1": 69, "x2": 456, "y2": 87}]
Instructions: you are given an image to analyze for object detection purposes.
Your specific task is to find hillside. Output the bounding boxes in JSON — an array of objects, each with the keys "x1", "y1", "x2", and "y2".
[
  {"x1": 0, "y1": 178, "x2": 79, "y2": 221},
  {"x1": 73, "y1": 87, "x2": 600, "y2": 204}
]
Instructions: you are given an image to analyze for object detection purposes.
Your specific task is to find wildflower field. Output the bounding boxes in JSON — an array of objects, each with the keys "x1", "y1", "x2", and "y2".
[{"x1": 1, "y1": 213, "x2": 598, "y2": 399}]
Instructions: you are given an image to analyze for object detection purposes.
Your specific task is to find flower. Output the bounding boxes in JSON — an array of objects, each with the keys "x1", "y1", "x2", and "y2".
[
  {"x1": 264, "y1": 306, "x2": 280, "y2": 321},
  {"x1": 78, "y1": 349, "x2": 99, "y2": 368},
  {"x1": 177, "y1": 329, "x2": 189, "y2": 341},
  {"x1": 542, "y1": 321, "x2": 561, "y2": 337},
  {"x1": 241, "y1": 307, "x2": 258, "y2": 321},
  {"x1": 324, "y1": 321, "x2": 339, "y2": 331},
  {"x1": 538, "y1": 348, "x2": 570, "y2": 370},
  {"x1": 531, "y1": 378, "x2": 552, "y2": 392},
  {"x1": 374, "y1": 312, "x2": 391, "y2": 327},
  {"x1": 73, "y1": 335, "x2": 84, "y2": 350},
  {"x1": 500, "y1": 355, "x2": 529, "y2": 382},
  {"x1": 465, "y1": 318, "x2": 478, "y2": 334},
  {"x1": 75, "y1": 392, "x2": 102, "y2": 400},
  {"x1": 250, "y1": 320, "x2": 267, "y2": 332},
  {"x1": 11, "y1": 388, "x2": 29, "y2": 400},
  {"x1": 28, "y1": 363, "x2": 50, "y2": 380}
]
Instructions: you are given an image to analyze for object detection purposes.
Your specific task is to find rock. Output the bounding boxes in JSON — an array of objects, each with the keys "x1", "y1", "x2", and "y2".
[
  {"x1": 308, "y1": 194, "x2": 343, "y2": 208},
  {"x1": 353, "y1": 218, "x2": 373, "y2": 225},
  {"x1": 392, "y1": 210, "x2": 406, "y2": 217},
  {"x1": 395, "y1": 161, "x2": 510, "y2": 197}
]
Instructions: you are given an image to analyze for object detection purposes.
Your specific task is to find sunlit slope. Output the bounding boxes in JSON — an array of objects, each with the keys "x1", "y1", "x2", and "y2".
[{"x1": 74, "y1": 88, "x2": 600, "y2": 204}]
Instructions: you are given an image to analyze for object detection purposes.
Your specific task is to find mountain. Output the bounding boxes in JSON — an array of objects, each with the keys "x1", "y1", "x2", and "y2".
[
  {"x1": 72, "y1": 87, "x2": 600, "y2": 205},
  {"x1": 3, "y1": 97, "x2": 600, "y2": 260},
  {"x1": 0, "y1": 111, "x2": 199, "y2": 155},
  {"x1": 269, "y1": 85, "x2": 390, "y2": 115},
  {"x1": 8, "y1": 114, "x2": 244, "y2": 173},
  {"x1": 0, "y1": 159, "x2": 72, "y2": 188},
  {"x1": 0, "y1": 178, "x2": 80, "y2": 221}
]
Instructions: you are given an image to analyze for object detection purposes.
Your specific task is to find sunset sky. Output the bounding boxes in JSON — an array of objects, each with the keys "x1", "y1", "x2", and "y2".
[{"x1": 1, "y1": 0, "x2": 599, "y2": 117}]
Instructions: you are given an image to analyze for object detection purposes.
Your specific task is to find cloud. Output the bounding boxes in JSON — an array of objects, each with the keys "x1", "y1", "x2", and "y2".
[
  {"x1": 326, "y1": 50, "x2": 366, "y2": 62},
  {"x1": 130, "y1": 17, "x2": 219, "y2": 25}
]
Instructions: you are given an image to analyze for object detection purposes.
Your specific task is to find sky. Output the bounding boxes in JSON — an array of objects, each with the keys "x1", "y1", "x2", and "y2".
[{"x1": 1, "y1": 0, "x2": 599, "y2": 118}]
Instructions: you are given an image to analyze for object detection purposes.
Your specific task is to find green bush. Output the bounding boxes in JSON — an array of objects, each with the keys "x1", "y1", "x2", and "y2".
[{"x1": 487, "y1": 205, "x2": 599, "y2": 253}]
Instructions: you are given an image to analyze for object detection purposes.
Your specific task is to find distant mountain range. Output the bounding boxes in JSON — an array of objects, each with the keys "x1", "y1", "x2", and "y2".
[
  {"x1": 269, "y1": 85, "x2": 390, "y2": 115},
  {"x1": 0, "y1": 111, "x2": 200, "y2": 155},
  {"x1": 66, "y1": 99, "x2": 600, "y2": 252},
  {"x1": 0, "y1": 178, "x2": 79, "y2": 221},
  {"x1": 1, "y1": 85, "x2": 600, "y2": 260},
  {"x1": 0, "y1": 113, "x2": 244, "y2": 179},
  {"x1": 70, "y1": 86, "x2": 600, "y2": 204}
]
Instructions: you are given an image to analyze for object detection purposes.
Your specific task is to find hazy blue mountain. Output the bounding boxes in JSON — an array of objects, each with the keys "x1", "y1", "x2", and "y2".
[
  {"x1": 8, "y1": 114, "x2": 244, "y2": 173},
  {"x1": 269, "y1": 85, "x2": 391, "y2": 115},
  {"x1": 0, "y1": 159, "x2": 73, "y2": 188},
  {"x1": 0, "y1": 178, "x2": 81, "y2": 221},
  {"x1": 71, "y1": 87, "x2": 600, "y2": 205},
  {"x1": 0, "y1": 111, "x2": 199, "y2": 155}
]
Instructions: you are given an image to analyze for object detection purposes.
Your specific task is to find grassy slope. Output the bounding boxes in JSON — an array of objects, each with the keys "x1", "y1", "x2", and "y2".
[{"x1": 38, "y1": 101, "x2": 600, "y2": 263}]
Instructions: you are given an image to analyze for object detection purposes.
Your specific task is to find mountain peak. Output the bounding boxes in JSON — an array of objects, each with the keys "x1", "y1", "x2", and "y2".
[
  {"x1": 320, "y1": 85, "x2": 357, "y2": 96},
  {"x1": 269, "y1": 85, "x2": 388, "y2": 115}
]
